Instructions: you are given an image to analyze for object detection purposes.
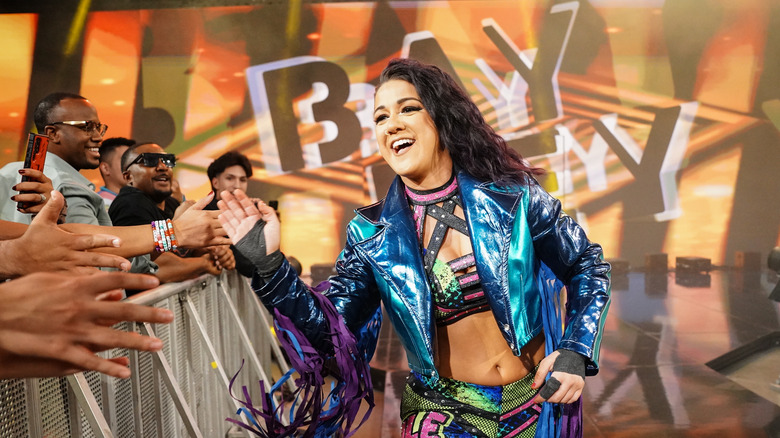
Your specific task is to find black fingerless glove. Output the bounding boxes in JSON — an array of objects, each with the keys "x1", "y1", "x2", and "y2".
[
  {"x1": 537, "y1": 349, "x2": 587, "y2": 400},
  {"x1": 235, "y1": 219, "x2": 284, "y2": 278}
]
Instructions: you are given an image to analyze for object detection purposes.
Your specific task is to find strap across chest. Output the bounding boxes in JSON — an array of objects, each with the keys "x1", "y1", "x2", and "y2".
[{"x1": 406, "y1": 177, "x2": 490, "y2": 326}]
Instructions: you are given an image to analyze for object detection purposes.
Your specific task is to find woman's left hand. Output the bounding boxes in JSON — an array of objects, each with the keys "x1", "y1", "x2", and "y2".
[
  {"x1": 531, "y1": 350, "x2": 585, "y2": 404},
  {"x1": 11, "y1": 169, "x2": 54, "y2": 214},
  {"x1": 217, "y1": 190, "x2": 279, "y2": 253}
]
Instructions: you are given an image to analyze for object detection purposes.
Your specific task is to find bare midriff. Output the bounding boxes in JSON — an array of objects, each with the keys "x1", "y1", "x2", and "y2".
[
  {"x1": 435, "y1": 316, "x2": 546, "y2": 386},
  {"x1": 421, "y1": 202, "x2": 547, "y2": 386}
]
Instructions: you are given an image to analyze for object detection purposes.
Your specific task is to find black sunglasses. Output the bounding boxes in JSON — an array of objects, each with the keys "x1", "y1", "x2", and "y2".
[{"x1": 124, "y1": 153, "x2": 176, "y2": 171}]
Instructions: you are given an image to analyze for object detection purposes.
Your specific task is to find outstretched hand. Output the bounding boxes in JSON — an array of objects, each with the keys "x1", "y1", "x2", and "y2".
[
  {"x1": 173, "y1": 193, "x2": 231, "y2": 248},
  {"x1": 0, "y1": 271, "x2": 172, "y2": 379},
  {"x1": 217, "y1": 189, "x2": 280, "y2": 254},
  {"x1": 531, "y1": 350, "x2": 585, "y2": 404},
  {"x1": 0, "y1": 190, "x2": 131, "y2": 279}
]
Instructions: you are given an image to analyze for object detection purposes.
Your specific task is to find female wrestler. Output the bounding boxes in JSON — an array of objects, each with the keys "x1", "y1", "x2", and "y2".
[{"x1": 219, "y1": 58, "x2": 610, "y2": 438}]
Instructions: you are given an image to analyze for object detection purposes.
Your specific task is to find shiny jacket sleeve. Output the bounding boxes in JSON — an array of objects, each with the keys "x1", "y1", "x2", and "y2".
[
  {"x1": 525, "y1": 177, "x2": 611, "y2": 374},
  {"x1": 250, "y1": 228, "x2": 382, "y2": 353}
]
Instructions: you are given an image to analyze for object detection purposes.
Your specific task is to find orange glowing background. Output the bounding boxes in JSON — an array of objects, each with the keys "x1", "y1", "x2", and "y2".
[{"x1": 0, "y1": 1, "x2": 778, "y2": 273}]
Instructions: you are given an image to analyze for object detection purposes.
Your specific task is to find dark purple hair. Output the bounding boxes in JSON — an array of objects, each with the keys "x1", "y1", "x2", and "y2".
[{"x1": 377, "y1": 58, "x2": 543, "y2": 184}]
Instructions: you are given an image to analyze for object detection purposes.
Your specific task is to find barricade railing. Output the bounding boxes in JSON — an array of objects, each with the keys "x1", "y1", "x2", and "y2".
[{"x1": 0, "y1": 270, "x2": 288, "y2": 438}]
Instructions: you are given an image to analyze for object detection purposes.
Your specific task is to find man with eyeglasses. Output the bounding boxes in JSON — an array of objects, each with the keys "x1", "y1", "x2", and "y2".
[
  {"x1": 109, "y1": 143, "x2": 229, "y2": 286},
  {"x1": 0, "y1": 92, "x2": 110, "y2": 225}
]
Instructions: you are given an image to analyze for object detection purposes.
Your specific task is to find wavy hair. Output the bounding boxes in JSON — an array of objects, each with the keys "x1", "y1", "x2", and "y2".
[
  {"x1": 207, "y1": 151, "x2": 253, "y2": 181},
  {"x1": 377, "y1": 58, "x2": 543, "y2": 185}
]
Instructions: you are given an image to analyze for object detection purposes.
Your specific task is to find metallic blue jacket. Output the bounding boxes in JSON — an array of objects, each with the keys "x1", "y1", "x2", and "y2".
[{"x1": 253, "y1": 171, "x2": 611, "y2": 381}]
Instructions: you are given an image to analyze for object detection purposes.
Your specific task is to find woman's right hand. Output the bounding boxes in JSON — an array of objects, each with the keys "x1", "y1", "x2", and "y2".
[{"x1": 217, "y1": 189, "x2": 280, "y2": 255}]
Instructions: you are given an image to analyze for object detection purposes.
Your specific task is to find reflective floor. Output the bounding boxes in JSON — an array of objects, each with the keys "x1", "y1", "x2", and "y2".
[{"x1": 364, "y1": 270, "x2": 780, "y2": 437}]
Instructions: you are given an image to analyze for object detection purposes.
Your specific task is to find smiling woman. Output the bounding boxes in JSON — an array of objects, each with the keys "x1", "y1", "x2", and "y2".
[
  {"x1": 218, "y1": 58, "x2": 611, "y2": 438},
  {"x1": 373, "y1": 79, "x2": 451, "y2": 190}
]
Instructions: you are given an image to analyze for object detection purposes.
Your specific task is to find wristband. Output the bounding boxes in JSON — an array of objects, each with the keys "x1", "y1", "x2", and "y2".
[
  {"x1": 235, "y1": 219, "x2": 284, "y2": 278},
  {"x1": 537, "y1": 349, "x2": 586, "y2": 400},
  {"x1": 551, "y1": 349, "x2": 586, "y2": 378},
  {"x1": 151, "y1": 219, "x2": 179, "y2": 252},
  {"x1": 256, "y1": 250, "x2": 285, "y2": 277}
]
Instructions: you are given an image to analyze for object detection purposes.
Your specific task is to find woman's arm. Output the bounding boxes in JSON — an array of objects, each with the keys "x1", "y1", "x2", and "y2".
[
  {"x1": 218, "y1": 189, "x2": 381, "y2": 350},
  {"x1": 524, "y1": 177, "x2": 611, "y2": 403},
  {"x1": 218, "y1": 190, "x2": 379, "y2": 436},
  {"x1": 525, "y1": 178, "x2": 611, "y2": 364}
]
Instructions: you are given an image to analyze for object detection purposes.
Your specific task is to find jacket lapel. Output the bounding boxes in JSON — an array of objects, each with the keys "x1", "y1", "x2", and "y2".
[
  {"x1": 353, "y1": 177, "x2": 435, "y2": 361},
  {"x1": 457, "y1": 172, "x2": 522, "y2": 328}
]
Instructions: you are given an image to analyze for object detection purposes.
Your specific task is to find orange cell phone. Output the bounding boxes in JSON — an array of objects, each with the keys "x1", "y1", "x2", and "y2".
[{"x1": 17, "y1": 133, "x2": 49, "y2": 210}]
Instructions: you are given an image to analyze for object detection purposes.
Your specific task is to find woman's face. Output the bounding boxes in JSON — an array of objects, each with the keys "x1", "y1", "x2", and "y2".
[{"x1": 374, "y1": 79, "x2": 452, "y2": 190}]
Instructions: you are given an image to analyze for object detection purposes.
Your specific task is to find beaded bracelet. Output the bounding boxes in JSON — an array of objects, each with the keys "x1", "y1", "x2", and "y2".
[{"x1": 151, "y1": 219, "x2": 179, "y2": 252}]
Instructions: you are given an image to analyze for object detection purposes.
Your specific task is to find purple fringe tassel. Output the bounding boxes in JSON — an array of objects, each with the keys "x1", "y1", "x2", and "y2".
[{"x1": 226, "y1": 286, "x2": 376, "y2": 437}]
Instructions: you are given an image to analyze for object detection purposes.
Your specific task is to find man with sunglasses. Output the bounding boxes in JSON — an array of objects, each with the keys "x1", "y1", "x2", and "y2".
[
  {"x1": 110, "y1": 143, "x2": 180, "y2": 223},
  {"x1": 109, "y1": 143, "x2": 227, "y2": 286},
  {"x1": 0, "y1": 92, "x2": 110, "y2": 225}
]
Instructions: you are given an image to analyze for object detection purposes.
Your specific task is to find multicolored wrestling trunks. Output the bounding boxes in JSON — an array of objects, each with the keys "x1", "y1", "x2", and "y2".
[{"x1": 400, "y1": 368, "x2": 541, "y2": 438}]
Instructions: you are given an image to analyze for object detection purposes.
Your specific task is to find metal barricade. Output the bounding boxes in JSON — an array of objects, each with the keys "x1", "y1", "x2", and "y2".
[{"x1": 0, "y1": 270, "x2": 288, "y2": 438}]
